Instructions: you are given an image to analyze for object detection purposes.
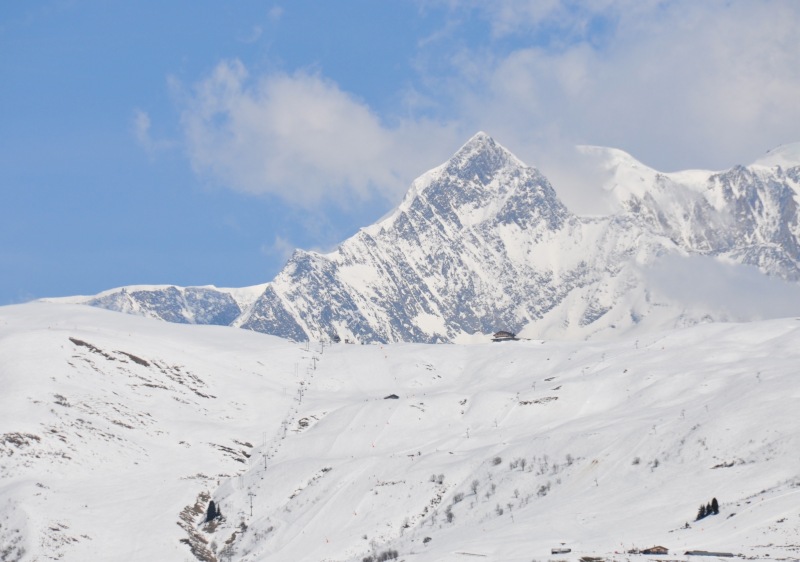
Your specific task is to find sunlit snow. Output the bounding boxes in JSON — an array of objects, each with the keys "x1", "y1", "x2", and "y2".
[{"x1": 1, "y1": 302, "x2": 798, "y2": 561}]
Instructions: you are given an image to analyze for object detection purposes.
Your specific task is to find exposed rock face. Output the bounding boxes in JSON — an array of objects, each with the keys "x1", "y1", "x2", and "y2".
[
  {"x1": 87, "y1": 286, "x2": 241, "y2": 326},
  {"x1": 75, "y1": 134, "x2": 800, "y2": 342}
]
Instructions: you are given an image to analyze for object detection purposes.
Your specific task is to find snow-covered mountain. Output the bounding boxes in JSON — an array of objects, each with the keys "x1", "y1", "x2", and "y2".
[
  {"x1": 2, "y1": 301, "x2": 798, "y2": 561},
  {"x1": 61, "y1": 134, "x2": 800, "y2": 342},
  {"x1": 8, "y1": 136, "x2": 800, "y2": 561},
  {"x1": 588, "y1": 144, "x2": 800, "y2": 280}
]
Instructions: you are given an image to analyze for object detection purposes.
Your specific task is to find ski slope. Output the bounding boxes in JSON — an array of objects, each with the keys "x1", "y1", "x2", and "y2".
[{"x1": 1, "y1": 302, "x2": 798, "y2": 561}]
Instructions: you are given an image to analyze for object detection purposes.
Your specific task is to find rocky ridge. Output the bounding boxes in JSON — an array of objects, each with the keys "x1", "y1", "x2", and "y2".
[{"x1": 69, "y1": 133, "x2": 800, "y2": 342}]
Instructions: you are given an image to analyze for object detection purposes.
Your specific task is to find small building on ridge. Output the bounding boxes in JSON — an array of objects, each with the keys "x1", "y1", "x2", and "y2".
[{"x1": 492, "y1": 330, "x2": 518, "y2": 342}]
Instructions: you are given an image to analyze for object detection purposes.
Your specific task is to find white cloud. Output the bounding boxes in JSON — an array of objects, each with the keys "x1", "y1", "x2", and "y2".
[
  {"x1": 133, "y1": 109, "x2": 152, "y2": 146},
  {"x1": 172, "y1": 1, "x2": 800, "y2": 215},
  {"x1": 261, "y1": 235, "x2": 296, "y2": 263},
  {"x1": 267, "y1": 5, "x2": 284, "y2": 22},
  {"x1": 133, "y1": 109, "x2": 174, "y2": 155},
  {"x1": 179, "y1": 60, "x2": 461, "y2": 207},
  {"x1": 470, "y1": 0, "x2": 649, "y2": 40},
  {"x1": 237, "y1": 25, "x2": 263, "y2": 44},
  {"x1": 375, "y1": 0, "x2": 795, "y2": 217},
  {"x1": 433, "y1": 0, "x2": 800, "y2": 173},
  {"x1": 646, "y1": 254, "x2": 800, "y2": 321}
]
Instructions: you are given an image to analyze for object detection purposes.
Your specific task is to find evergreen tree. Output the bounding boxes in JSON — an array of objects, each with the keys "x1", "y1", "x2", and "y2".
[
  {"x1": 706, "y1": 502, "x2": 713, "y2": 515},
  {"x1": 206, "y1": 500, "x2": 218, "y2": 522},
  {"x1": 711, "y1": 497, "x2": 719, "y2": 515},
  {"x1": 696, "y1": 504, "x2": 706, "y2": 521}
]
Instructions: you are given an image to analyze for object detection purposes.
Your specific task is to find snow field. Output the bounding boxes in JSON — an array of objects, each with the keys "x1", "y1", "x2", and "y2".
[{"x1": 1, "y1": 303, "x2": 799, "y2": 561}]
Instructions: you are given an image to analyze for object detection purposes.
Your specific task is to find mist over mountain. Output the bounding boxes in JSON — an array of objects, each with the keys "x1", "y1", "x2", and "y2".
[{"x1": 60, "y1": 133, "x2": 800, "y2": 342}]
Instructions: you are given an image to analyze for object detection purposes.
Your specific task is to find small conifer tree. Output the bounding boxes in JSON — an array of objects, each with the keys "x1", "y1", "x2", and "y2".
[
  {"x1": 711, "y1": 497, "x2": 719, "y2": 515},
  {"x1": 696, "y1": 504, "x2": 706, "y2": 521},
  {"x1": 206, "y1": 500, "x2": 218, "y2": 522}
]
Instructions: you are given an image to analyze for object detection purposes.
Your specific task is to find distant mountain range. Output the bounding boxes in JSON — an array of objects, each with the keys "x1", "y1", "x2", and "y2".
[{"x1": 59, "y1": 133, "x2": 800, "y2": 342}]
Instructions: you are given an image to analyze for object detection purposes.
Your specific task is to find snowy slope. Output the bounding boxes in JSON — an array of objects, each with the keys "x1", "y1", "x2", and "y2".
[
  {"x1": 753, "y1": 142, "x2": 800, "y2": 170},
  {"x1": 1, "y1": 302, "x2": 798, "y2": 561},
  {"x1": 67, "y1": 133, "x2": 800, "y2": 343},
  {"x1": 0, "y1": 302, "x2": 302, "y2": 561}
]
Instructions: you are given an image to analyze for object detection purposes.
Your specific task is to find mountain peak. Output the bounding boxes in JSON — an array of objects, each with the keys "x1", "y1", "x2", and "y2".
[
  {"x1": 368, "y1": 132, "x2": 550, "y2": 236},
  {"x1": 463, "y1": 130, "x2": 492, "y2": 147},
  {"x1": 448, "y1": 131, "x2": 525, "y2": 175},
  {"x1": 70, "y1": 133, "x2": 800, "y2": 346}
]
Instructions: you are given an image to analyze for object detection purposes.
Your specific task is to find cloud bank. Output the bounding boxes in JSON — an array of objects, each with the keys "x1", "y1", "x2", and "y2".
[
  {"x1": 646, "y1": 254, "x2": 800, "y2": 322},
  {"x1": 446, "y1": 0, "x2": 800, "y2": 171},
  {"x1": 174, "y1": 0, "x2": 800, "y2": 212},
  {"x1": 179, "y1": 60, "x2": 460, "y2": 207}
]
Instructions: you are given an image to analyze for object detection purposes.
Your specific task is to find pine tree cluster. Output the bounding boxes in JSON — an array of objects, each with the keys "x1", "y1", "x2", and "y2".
[
  {"x1": 363, "y1": 549, "x2": 399, "y2": 562},
  {"x1": 695, "y1": 497, "x2": 719, "y2": 521}
]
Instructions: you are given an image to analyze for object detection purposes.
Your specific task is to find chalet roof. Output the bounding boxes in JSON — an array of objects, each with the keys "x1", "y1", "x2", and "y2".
[{"x1": 492, "y1": 330, "x2": 518, "y2": 341}]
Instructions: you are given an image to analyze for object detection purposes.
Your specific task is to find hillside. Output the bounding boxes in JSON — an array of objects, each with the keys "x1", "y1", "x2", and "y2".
[{"x1": 1, "y1": 302, "x2": 798, "y2": 561}]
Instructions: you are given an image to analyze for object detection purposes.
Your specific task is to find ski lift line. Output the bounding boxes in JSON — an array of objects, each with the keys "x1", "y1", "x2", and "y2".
[{"x1": 258, "y1": 346, "x2": 320, "y2": 474}]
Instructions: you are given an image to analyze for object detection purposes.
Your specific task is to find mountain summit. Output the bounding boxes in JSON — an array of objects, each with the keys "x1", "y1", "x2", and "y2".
[
  {"x1": 238, "y1": 132, "x2": 577, "y2": 342},
  {"x1": 69, "y1": 133, "x2": 800, "y2": 342},
  {"x1": 378, "y1": 132, "x2": 567, "y2": 234}
]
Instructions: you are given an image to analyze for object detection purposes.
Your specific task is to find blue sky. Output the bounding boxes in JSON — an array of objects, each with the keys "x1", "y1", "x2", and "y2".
[{"x1": 3, "y1": 1, "x2": 800, "y2": 304}]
